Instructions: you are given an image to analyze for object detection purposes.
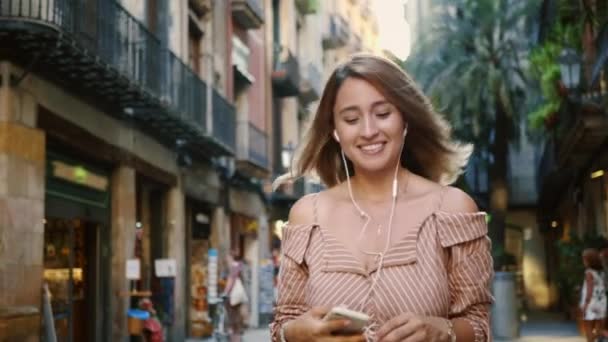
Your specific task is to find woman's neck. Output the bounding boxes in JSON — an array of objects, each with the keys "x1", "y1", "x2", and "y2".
[{"x1": 350, "y1": 167, "x2": 409, "y2": 203}]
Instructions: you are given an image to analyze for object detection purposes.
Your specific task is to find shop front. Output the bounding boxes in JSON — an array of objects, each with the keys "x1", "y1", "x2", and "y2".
[
  {"x1": 186, "y1": 199, "x2": 215, "y2": 338},
  {"x1": 43, "y1": 150, "x2": 111, "y2": 342},
  {"x1": 228, "y1": 186, "x2": 273, "y2": 328}
]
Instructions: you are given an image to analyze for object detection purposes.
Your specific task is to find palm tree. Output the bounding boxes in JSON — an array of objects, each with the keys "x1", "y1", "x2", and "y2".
[{"x1": 407, "y1": 0, "x2": 541, "y2": 251}]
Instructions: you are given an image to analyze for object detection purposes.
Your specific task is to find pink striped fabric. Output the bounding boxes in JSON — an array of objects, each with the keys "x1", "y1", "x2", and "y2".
[{"x1": 270, "y1": 204, "x2": 494, "y2": 341}]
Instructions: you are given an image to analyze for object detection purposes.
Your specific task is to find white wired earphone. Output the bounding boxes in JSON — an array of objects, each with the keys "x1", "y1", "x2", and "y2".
[{"x1": 333, "y1": 126, "x2": 408, "y2": 339}]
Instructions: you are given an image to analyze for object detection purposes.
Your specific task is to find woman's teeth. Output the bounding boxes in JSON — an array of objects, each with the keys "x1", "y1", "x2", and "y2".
[{"x1": 360, "y1": 143, "x2": 384, "y2": 154}]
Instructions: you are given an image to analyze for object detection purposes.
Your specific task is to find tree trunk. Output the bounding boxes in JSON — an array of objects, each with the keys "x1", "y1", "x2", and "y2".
[{"x1": 489, "y1": 97, "x2": 509, "y2": 261}]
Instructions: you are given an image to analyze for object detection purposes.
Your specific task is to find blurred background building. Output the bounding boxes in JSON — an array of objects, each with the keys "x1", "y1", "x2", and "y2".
[
  {"x1": 404, "y1": 0, "x2": 608, "y2": 335},
  {"x1": 0, "y1": 0, "x2": 399, "y2": 341}
]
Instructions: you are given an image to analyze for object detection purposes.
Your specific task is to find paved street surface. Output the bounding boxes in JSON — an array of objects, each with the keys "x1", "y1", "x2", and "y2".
[
  {"x1": 188, "y1": 312, "x2": 585, "y2": 341},
  {"x1": 242, "y1": 328, "x2": 271, "y2": 341},
  {"x1": 496, "y1": 311, "x2": 584, "y2": 342}
]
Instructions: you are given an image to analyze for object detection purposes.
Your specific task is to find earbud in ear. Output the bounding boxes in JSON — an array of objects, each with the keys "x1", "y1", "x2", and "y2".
[
  {"x1": 333, "y1": 130, "x2": 340, "y2": 142},
  {"x1": 403, "y1": 126, "x2": 408, "y2": 137}
]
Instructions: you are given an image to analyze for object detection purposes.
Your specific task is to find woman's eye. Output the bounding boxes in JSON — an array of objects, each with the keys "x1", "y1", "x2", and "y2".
[
  {"x1": 344, "y1": 117, "x2": 358, "y2": 124},
  {"x1": 376, "y1": 111, "x2": 391, "y2": 118}
]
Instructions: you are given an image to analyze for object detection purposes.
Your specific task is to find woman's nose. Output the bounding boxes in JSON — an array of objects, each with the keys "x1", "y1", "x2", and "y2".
[{"x1": 361, "y1": 116, "x2": 379, "y2": 138}]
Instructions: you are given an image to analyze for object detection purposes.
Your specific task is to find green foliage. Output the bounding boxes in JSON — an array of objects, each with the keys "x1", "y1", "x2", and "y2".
[
  {"x1": 525, "y1": 11, "x2": 584, "y2": 131},
  {"x1": 407, "y1": 0, "x2": 541, "y2": 148},
  {"x1": 527, "y1": 40, "x2": 562, "y2": 130}
]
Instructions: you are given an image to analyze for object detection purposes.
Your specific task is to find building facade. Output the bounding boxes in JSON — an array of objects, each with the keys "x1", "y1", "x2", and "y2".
[
  {"x1": 0, "y1": 0, "x2": 272, "y2": 341},
  {"x1": 536, "y1": 0, "x2": 608, "y2": 313}
]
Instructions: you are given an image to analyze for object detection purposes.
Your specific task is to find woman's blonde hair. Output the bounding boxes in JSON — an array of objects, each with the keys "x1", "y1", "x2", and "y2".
[{"x1": 276, "y1": 54, "x2": 472, "y2": 189}]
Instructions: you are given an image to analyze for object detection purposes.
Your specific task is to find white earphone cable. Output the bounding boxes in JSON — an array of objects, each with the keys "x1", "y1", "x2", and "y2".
[{"x1": 337, "y1": 127, "x2": 408, "y2": 341}]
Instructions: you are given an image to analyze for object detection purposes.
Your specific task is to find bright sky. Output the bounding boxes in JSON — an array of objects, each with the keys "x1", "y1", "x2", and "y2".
[{"x1": 372, "y1": 0, "x2": 411, "y2": 60}]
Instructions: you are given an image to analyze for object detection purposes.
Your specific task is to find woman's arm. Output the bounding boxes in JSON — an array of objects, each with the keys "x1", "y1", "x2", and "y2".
[
  {"x1": 269, "y1": 196, "x2": 315, "y2": 341},
  {"x1": 441, "y1": 188, "x2": 494, "y2": 342},
  {"x1": 270, "y1": 252, "x2": 310, "y2": 341},
  {"x1": 447, "y1": 236, "x2": 493, "y2": 341}
]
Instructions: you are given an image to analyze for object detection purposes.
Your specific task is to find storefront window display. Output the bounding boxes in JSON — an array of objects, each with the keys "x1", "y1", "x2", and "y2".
[
  {"x1": 188, "y1": 208, "x2": 213, "y2": 337},
  {"x1": 44, "y1": 218, "x2": 100, "y2": 342}
]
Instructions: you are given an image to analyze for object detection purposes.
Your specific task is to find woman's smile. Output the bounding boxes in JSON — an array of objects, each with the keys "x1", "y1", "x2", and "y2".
[{"x1": 358, "y1": 142, "x2": 386, "y2": 155}]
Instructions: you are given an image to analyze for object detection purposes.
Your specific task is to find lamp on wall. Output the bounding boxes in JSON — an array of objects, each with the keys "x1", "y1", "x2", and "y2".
[
  {"x1": 176, "y1": 139, "x2": 192, "y2": 168},
  {"x1": 212, "y1": 155, "x2": 236, "y2": 180},
  {"x1": 558, "y1": 48, "x2": 582, "y2": 91},
  {"x1": 281, "y1": 142, "x2": 295, "y2": 171}
]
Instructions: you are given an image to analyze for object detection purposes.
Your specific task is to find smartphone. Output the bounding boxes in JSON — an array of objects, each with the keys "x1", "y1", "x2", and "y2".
[{"x1": 323, "y1": 307, "x2": 370, "y2": 335}]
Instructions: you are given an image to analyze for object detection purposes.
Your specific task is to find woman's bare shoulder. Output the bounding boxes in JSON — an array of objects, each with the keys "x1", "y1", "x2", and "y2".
[
  {"x1": 439, "y1": 186, "x2": 479, "y2": 213},
  {"x1": 406, "y1": 174, "x2": 478, "y2": 213},
  {"x1": 288, "y1": 185, "x2": 344, "y2": 225},
  {"x1": 288, "y1": 193, "x2": 316, "y2": 226}
]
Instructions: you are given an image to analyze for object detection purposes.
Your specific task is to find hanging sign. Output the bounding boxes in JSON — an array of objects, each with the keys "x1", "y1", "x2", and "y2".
[
  {"x1": 155, "y1": 259, "x2": 177, "y2": 277},
  {"x1": 126, "y1": 259, "x2": 141, "y2": 280}
]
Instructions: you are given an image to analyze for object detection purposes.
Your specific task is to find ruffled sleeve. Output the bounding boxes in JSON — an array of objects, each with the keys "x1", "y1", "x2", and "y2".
[
  {"x1": 435, "y1": 211, "x2": 494, "y2": 342},
  {"x1": 269, "y1": 223, "x2": 316, "y2": 341}
]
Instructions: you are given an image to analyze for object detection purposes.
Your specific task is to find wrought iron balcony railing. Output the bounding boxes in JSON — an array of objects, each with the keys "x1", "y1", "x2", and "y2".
[
  {"x1": 536, "y1": 136, "x2": 574, "y2": 212},
  {"x1": 212, "y1": 90, "x2": 237, "y2": 151},
  {"x1": 237, "y1": 120, "x2": 269, "y2": 173},
  {"x1": 0, "y1": 0, "x2": 236, "y2": 156},
  {"x1": 248, "y1": 122, "x2": 268, "y2": 169}
]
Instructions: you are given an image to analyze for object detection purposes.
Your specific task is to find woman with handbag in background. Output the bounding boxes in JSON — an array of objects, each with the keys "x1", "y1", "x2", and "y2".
[{"x1": 222, "y1": 249, "x2": 249, "y2": 342}]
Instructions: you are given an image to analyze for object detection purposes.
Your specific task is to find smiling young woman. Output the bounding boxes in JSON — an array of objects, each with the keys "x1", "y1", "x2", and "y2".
[{"x1": 271, "y1": 54, "x2": 493, "y2": 342}]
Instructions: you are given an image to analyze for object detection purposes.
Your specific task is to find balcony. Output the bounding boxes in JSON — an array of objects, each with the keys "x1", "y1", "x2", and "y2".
[
  {"x1": 212, "y1": 91, "x2": 237, "y2": 152},
  {"x1": 295, "y1": 0, "x2": 319, "y2": 15},
  {"x1": 536, "y1": 137, "x2": 575, "y2": 215},
  {"x1": 236, "y1": 121, "x2": 269, "y2": 176},
  {"x1": 555, "y1": 98, "x2": 608, "y2": 167},
  {"x1": 232, "y1": 36, "x2": 254, "y2": 87},
  {"x1": 0, "y1": 0, "x2": 236, "y2": 157},
  {"x1": 323, "y1": 15, "x2": 350, "y2": 50},
  {"x1": 232, "y1": 0, "x2": 264, "y2": 29},
  {"x1": 299, "y1": 62, "x2": 322, "y2": 104},
  {"x1": 272, "y1": 45, "x2": 300, "y2": 97}
]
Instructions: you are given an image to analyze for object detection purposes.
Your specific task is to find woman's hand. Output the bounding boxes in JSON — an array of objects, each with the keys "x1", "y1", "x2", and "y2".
[
  {"x1": 376, "y1": 313, "x2": 450, "y2": 342},
  {"x1": 284, "y1": 306, "x2": 366, "y2": 342}
]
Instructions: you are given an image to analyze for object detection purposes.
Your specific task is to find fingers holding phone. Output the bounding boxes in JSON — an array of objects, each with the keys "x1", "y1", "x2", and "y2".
[
  {"x1": 323, "y1": 307, "x2": 370, "y2": 335},
  {"x1": 283, "y1": 306, "x2": 366, "y2": 342}
]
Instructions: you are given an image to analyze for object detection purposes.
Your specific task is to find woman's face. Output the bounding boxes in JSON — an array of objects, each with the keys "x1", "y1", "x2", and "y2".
[{"x1": 333, "y1": 77, "x2": 406, "y2": 174}]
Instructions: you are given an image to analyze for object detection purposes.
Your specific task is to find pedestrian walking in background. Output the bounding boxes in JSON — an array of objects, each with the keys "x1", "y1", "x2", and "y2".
[
  {"x1": 271, "y1": 54, "x2": 493, "y2": 342},
  {"x1": 222, "y1": 249, "x2": 249, "y2": 342},
  {"x1": 580, "y1": 248, "x2": 607, "y2": 342}
]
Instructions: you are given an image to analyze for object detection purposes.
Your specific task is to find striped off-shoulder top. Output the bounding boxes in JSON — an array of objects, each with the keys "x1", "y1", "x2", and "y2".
[{"x1": 270, "y1": 191, "x2": 494, "y2": 341}]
